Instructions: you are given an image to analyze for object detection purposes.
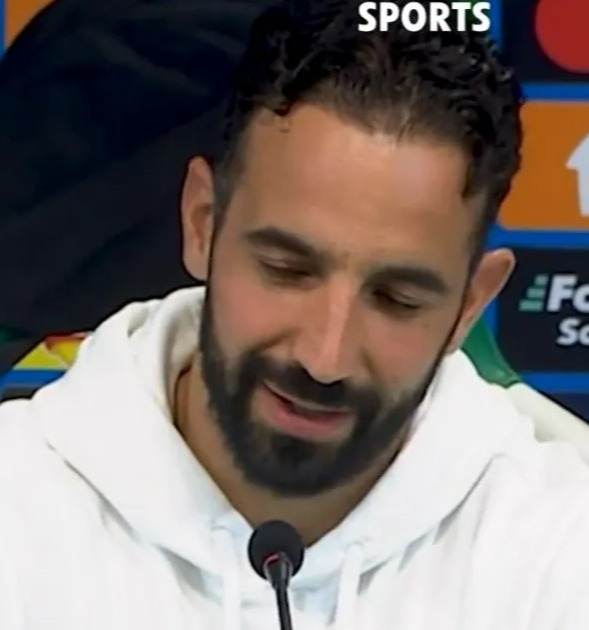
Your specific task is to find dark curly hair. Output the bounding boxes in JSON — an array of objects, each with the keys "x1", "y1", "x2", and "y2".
[{"x1": 214, "y1": 0, "x2": 524, "y2": 261}]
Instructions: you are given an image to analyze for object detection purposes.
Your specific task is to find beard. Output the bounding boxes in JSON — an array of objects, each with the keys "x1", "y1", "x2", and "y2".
[{"x1": 198, "y1": 287, "x2": 456, "y2": 497}]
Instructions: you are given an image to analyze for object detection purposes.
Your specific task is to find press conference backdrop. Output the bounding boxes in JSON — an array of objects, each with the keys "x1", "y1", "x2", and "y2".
[{"x1": 1, "y1": 0, "x2": 589, "y2": 418}]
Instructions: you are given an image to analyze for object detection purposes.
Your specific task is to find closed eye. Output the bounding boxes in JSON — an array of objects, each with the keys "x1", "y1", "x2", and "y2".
[
  {"x1": 259, "y1": 260, "x2": 314, "y2": 283},
  {"x1": 372, "y1": 290, "x2": 422, "y2": 314}
]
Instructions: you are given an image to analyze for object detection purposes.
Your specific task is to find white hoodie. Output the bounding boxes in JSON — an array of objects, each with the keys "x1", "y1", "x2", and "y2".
[{"x1": 1, "y1": 286, "x2": 589, "y2": 630}]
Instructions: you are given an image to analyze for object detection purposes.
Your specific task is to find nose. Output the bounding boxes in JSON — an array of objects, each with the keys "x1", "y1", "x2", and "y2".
[{"x1": 291, "y1": 283, "x2": 359, "y2": 384}]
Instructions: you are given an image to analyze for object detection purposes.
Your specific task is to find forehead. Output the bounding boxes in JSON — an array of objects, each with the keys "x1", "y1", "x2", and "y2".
[{"x1": 230, "y1": 104, "x2": 477, "y2": 275}]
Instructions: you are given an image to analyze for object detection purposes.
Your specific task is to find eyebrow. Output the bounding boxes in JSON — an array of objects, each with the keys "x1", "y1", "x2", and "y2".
[
  {"x1": 244, "y1": 226, "x2": 449, "y2": 295},
  {"x1": 245, "y1": 227, "x2": 328, "y2": 263}
]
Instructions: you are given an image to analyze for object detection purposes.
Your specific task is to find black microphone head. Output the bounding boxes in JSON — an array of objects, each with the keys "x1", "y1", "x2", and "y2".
[{"x1": 248, "y1": 520, "x2": 305, "y2": 579}]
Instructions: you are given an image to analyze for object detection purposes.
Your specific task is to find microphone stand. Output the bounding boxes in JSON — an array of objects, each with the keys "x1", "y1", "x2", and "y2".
[
  {"x1": 276, "y1": 584, "x2": 293, "y2": 630},
  {"x1": 264, "y1": 552, "x2": 295, "y2": 630}
]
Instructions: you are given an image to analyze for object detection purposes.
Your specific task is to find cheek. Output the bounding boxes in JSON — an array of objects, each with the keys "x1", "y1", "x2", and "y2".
[
  {"x1": 210, "y1": 245, "x2": 294, "y2": 350},
  {"x1": 364, "y1": 318, "x2": 446, "y2": 388}
]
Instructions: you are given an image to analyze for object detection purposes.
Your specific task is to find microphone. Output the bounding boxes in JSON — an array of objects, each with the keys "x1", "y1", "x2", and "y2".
[{"x1": 248, "y1": 520, "x2": 305, "y2": 630}]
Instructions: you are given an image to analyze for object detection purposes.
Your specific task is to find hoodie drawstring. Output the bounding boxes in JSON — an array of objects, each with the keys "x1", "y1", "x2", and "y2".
[
  {"x1": 213, "y1": 528, "x2": 242, "y2": 630},
  {"x1": 334, "y1": 544, "x2": 364, "y2": 630}
]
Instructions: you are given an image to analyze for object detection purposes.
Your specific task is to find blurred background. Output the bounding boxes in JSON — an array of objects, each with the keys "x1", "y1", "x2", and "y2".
[{"x1": 0, "y1": 0, "x2": 588, "y2": 420}]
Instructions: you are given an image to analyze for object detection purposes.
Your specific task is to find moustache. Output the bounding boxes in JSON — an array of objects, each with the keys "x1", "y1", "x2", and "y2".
[{"x1": 241, "y1": 353, "x2": 379, "y2": 412}]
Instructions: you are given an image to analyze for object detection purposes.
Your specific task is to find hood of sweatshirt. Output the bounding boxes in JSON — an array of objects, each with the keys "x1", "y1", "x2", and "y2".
[{"x1": 30, "y1": 286, "x2": 533, "y2": 630}]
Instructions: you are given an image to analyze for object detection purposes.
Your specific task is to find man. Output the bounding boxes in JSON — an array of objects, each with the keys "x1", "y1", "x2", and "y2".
[{"x1": 1, "y1": 1, "x2": 589, "y2": 629}]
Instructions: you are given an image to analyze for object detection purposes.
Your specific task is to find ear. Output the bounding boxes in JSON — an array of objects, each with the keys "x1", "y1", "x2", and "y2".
[
  {"x1": 446, "y1": 248, "x2": 515, "y2": 353},
  {"x1": 180, "y1": 157, "x2": 215, "y2": 281}
]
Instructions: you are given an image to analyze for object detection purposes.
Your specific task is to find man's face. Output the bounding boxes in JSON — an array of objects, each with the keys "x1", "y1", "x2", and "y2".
[{"x1": 185, "y1": 104, "x2": 510, "y2": 497}]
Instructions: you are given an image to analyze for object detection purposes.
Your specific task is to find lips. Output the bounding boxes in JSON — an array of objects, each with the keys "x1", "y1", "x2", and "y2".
[
  {"x1": 259, "y1": 383, "x2": 352, "y2": 441},
  {"x1": 264, "y1": 383, "x2": 348, "y2": 418}
]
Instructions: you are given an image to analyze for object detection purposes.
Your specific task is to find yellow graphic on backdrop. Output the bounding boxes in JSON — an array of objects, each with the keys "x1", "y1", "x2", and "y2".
[{"x1": 16, "y1": 335, "x2": 86, "y2": 370}]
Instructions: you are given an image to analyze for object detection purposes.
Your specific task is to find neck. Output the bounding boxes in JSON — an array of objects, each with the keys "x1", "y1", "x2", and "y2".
[{"x1": 174, "y1": 357, "x2": 407, "y2": 545}]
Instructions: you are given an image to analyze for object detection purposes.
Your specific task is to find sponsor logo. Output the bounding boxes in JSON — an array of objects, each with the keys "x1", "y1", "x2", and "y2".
[
  {"x1": 497, "y1": 248, "x2": 589, "y2": 372},
  {"x1": 499, "y1": 103, "x2": 589, "y2": 230},
  {"x1": 357, "y1": 2, "x2": 490, "y2": 32},
  {"x1": 518, "y1": 273, "x2": 589, "y2": 346},
  {"x1": 501, "y1": 0, "x2": 589, "y2": 81}
]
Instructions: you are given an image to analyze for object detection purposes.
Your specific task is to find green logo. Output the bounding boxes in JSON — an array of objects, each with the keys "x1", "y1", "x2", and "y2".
[{"x1": 518, "y1": 274, "x2": 550, "y2": 313}]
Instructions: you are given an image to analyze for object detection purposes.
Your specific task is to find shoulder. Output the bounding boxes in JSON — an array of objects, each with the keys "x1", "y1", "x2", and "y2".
[
  {"x1": 461, "y1": 412, "x2": 589, "y2": 602},
  {"x1": 0, "y1": 398, "x2": 55, "y2": 481},
  {"x1": 0, "y1": 398, "x2": 112, "y2": 629},
  {"x1": 0, "y1": 397, "x2": 106, "y2": 537},
  {"x1": 527, "y1": 494, "x2": 589, "y2": 628},
  {"x1": 442, "y1": 351, "x2": 589, "y2": 559}
]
